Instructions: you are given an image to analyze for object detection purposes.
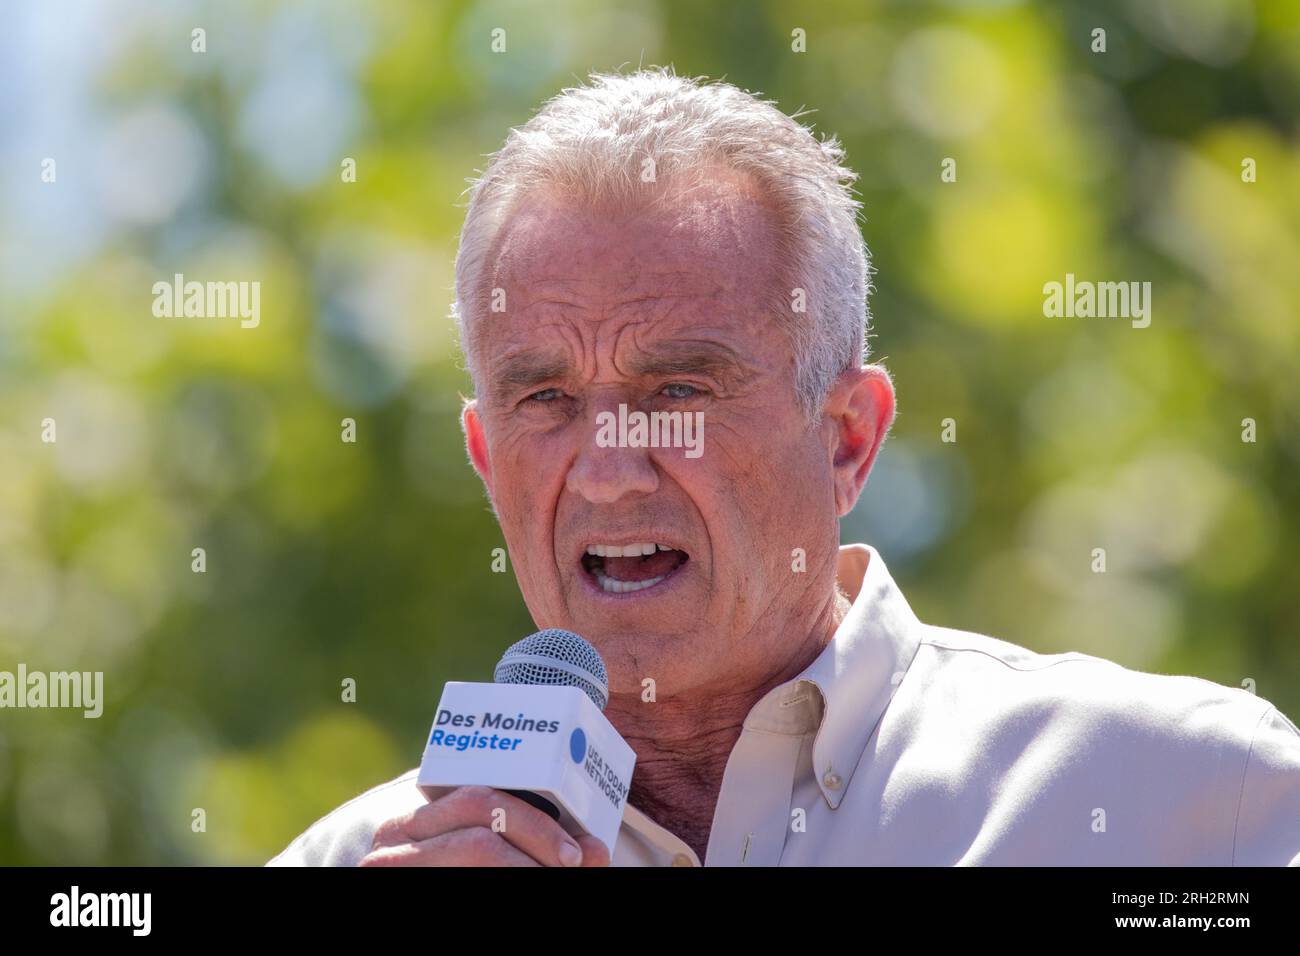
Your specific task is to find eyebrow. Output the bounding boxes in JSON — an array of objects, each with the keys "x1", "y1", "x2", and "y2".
[
  {"x1": 488, "y1": 352, "x2": 572, "y2": 404},
  {"x1": 624, "y1": 343, "x2": 754, "y2": 383}
]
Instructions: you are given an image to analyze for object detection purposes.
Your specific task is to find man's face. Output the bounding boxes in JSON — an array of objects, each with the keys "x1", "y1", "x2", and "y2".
[{"x1": 462, "y1": 173, "x2": 862, "y2": 697}]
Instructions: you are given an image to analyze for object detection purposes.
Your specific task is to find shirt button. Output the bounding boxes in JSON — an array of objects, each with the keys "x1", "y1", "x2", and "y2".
[
  {"x1": 823, "y1": 771, "x2": 842, "y2": 790},
  {"x1": 671, "y1": 853, "x2": 694, "y2": 867}
]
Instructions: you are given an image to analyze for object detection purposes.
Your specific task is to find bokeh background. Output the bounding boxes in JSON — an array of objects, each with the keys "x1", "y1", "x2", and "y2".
[{"x1": 1, "y1": 0, "x2": 1298, "y2": 864}]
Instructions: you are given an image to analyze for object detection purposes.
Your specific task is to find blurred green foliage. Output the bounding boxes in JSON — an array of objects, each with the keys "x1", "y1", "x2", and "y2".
[{"x1": 1, "y1": 0, "x2": 1298, "y2": 863}]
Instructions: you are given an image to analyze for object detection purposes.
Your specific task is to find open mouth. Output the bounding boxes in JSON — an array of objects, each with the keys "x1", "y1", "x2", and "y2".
[{"x1": 580, "y1": 542, "x2": 689, "y2": 594}]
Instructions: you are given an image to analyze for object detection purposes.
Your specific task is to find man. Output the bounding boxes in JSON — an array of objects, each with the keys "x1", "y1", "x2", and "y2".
[{"x1": 269, "y1": 69, "x2": 1300, "y2": 867}]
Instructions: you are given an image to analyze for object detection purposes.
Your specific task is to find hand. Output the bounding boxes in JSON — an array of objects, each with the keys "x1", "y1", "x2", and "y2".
[{"x1": 358, "y1": 785, "x2": 611, "y2": 867}]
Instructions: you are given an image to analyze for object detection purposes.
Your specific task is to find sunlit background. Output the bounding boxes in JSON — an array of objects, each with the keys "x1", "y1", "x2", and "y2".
[{"x1": 1, "y1": 0, "x2": 1298, "y2": 864}]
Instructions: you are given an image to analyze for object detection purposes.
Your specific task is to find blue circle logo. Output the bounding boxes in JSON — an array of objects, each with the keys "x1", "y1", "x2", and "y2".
[{"x1": 569, "y1": 728, "x2": 586, "y2": 763}]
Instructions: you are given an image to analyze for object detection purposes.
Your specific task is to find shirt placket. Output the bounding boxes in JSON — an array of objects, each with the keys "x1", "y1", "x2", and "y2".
[{"x1": 703, "y1": 724, "x2": 808, "y2": 866}]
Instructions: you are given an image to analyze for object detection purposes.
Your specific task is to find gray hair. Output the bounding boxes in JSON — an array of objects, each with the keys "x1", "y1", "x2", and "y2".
[{"x1": 453, "y1": 67, "x2": 871, "y2": 419}]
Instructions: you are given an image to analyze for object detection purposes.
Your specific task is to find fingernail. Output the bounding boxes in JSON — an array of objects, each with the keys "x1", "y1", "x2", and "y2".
[{"x1": 559, "y1": 841, "x2": 583, "y2": 867}]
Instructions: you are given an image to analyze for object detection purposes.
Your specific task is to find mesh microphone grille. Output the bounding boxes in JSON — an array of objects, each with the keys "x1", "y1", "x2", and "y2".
[{"x1": 493, "y1": 629, "x2": 609, "y2": 711}]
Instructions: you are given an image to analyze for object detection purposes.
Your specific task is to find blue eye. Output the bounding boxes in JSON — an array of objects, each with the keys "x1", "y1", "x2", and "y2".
[
  {"x1": 528, "y1": 388, "x2": 563, "y2": 402},
  {"x1": 661, "y1": 383, "x2": 701, "y2": 399}
]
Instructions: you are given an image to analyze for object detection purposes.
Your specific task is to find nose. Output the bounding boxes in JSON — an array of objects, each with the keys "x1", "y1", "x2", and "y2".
[{"x1": 565, "y1": 400, "x2": 660, "y2": 504}]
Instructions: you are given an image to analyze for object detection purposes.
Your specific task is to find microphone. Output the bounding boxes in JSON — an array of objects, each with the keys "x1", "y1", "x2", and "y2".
[
  {"x1": 493, "y1": 629, "x2": 609, "y2": 821},
  {"x1": 417, "y1": 629, "x2": 636, "y2": 858}
]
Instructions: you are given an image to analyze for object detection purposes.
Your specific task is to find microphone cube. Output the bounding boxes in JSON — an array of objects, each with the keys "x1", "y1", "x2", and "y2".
[{"x1": 418, "y1": 682, "x2": 636, "y2": 859}]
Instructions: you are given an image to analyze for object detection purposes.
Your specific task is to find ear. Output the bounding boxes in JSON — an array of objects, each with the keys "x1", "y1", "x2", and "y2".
[
  {"x1": 822, "y1": 364, "x2": 895, "y2": 516},
  {"x1": 461, "y1": 398, "x2": 494, "y2": 500}
]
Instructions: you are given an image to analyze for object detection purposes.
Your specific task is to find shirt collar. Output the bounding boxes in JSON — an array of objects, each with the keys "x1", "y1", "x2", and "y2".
[
  {"x1": 745, "y1": 543, "x2": 923, "y2": 809},
  {"x1": 617, "y1": 543, "x2": 924, "y2": 862}
]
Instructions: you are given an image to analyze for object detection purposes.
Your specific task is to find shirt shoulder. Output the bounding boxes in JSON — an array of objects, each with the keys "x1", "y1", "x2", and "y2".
[
  {"x1": 265, "y1": 768, "x2": 425, "y2": 867},
  {"x1": 897, "y1": 624, "x2": 1300, "y2": 864},
  {"x1": 914, "y1": 623, "x2": 1273, "y2": 732},
  {"x1": 1233, "y1": 705, "x2": 1300, "y2": 865}
]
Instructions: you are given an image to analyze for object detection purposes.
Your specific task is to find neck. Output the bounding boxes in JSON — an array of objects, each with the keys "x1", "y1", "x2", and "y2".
[{"x1": 605, "y1": 583, "x2": 851, "y2": 861}]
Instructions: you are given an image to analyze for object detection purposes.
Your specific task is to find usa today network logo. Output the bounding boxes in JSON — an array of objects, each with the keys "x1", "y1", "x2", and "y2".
[{"x1": 573, "y1": 727, "x2": 629, "y2": 808}]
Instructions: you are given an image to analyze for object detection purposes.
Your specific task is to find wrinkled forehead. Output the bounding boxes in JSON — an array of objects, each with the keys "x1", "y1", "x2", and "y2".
[{"x1": 473, "y1": 174, "x2": 788, "y2": 380}]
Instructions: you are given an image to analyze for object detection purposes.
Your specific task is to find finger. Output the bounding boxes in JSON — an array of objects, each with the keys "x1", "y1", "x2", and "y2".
[
  {"x1": 359, "y1": 826, "x2": 541, "y2": 867},
  {"x1": 372, "y1": 786, "x2": 584, "y2": 867},
  {"x1": 575, "y1": 834, "x2": 611, "y2": 868}
]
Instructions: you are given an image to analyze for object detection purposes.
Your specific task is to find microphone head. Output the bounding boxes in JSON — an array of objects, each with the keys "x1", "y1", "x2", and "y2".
[{"x1": 493, "y1": 628, "x2": 609, "y2": 711}]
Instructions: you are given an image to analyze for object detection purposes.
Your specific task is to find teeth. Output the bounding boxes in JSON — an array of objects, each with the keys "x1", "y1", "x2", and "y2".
[
  {"x1": 594, "y1": 571, "x2": 667, "y2": 594},
  {"x1": 584, "y1": 542, "x2": 663, "y2": 557}
]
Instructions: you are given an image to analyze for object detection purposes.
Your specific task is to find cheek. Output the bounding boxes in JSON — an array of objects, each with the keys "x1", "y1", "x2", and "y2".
[
  {"x1": 490, "y1": 432, "x2": 567, "y2": 536},
  {"x1": 486, "y1": 429, "x2": 528, "y2": 495},
  {"x1": 710, "y1": 425, "x2": 830, "y2": 547},
  {"x1": 708, "y1": 415, "x2": 816, "y2": 495},
  {"x1": 668, "y1": 424, "x2": 810, "y2": 554}
]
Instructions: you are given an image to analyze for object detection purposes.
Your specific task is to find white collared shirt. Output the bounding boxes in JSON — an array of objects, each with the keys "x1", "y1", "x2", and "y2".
[{"x1": 268, "y1": 544, "x2": 1300, "y2": 866}]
